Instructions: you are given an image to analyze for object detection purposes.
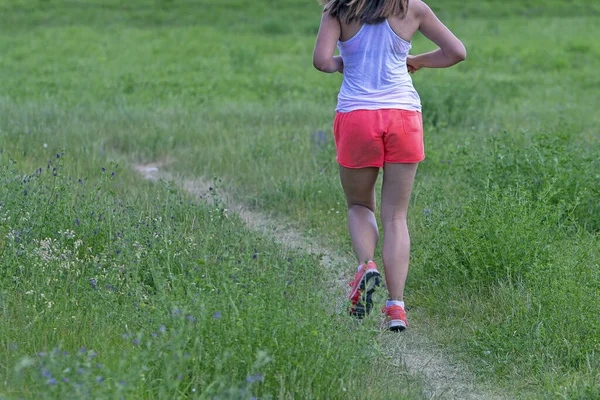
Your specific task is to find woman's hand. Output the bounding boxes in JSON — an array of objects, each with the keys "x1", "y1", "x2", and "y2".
[
  {"x1": 407, "y1": 55, "x2": 421, "y2": 74},
  {"x1": 335, "y1": 56, "x2": 344, "y2": 74}
]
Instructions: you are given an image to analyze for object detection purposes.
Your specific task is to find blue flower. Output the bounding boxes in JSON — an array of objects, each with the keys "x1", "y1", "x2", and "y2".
[
  {"x1": 246, "y1": 373, "x2": 264, "y2": 383},
  {"x1": 90, "y1": 279, "x2": 97, "y2": 289},
  {"x1": 213, "y1": 312, "x2": 222, "y2": 319}
]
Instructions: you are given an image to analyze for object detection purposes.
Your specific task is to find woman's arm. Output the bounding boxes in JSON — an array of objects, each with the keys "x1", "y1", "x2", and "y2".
[
  {"x1": 313, "y1": 12, "x2": 344, "y2": 73},
  {"x1": 407, "y1": 1, "x2": 466, "y2": 73}
]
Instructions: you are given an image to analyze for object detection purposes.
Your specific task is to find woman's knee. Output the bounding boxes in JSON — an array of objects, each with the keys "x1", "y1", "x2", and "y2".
[
  {"x1": 348, "y1": 201, "x2": 376, "y2": 214},
  {"x1": 380, "y1": 209, "x2": 408, "y2": 226}
]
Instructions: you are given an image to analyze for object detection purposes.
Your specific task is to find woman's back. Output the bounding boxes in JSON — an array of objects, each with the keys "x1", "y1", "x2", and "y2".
[
  {"x1": 336, "y1": 19, "x2": 421, "y2": 112},
  {"x1": 337, "y1": 5, "x2": 420, "y2": 43}
]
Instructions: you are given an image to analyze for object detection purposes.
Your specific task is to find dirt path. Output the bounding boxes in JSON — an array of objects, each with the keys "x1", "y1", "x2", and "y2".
[{"x1": 135, "y1": 163, "x2": 507, "y2": 400}]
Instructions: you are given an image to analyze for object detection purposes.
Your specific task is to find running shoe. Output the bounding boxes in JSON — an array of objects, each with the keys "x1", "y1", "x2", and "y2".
[
  {"x1": 381, "y1": 304, "x2": 408, "y2": 331},
  {"x1": 348, "y1": 261, "x2": 381, "y2": 318}
]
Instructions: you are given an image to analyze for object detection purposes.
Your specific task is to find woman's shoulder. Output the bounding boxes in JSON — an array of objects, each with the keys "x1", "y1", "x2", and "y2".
[{"x1": 407, "y1": 0, "x2": 429, "y2": 19}]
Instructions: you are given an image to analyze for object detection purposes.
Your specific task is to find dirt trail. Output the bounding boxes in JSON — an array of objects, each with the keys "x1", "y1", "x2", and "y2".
[{"x1": 135, "y1": 162, "x2": 507, "y2": 400}]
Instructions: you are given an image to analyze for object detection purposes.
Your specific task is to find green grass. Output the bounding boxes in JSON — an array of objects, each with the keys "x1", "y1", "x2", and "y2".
[
  {"x1": 1, "y1": 0, "x2": 599, "y2": 398},
  {"x1": 0, "y1": 156, "x2": 421, "y2": 399}
]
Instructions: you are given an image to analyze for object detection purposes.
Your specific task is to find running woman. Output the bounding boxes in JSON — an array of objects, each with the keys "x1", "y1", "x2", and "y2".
[{"x1": 313, "y1": 0, "x2": 466, "y2": 330}]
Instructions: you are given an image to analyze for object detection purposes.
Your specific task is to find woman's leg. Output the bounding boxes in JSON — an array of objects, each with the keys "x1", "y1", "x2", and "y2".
[
  {"x1": 380, "y1": 162, "x2": 418, "y2": 301},
  {"x1": 338, "y1": 165, "x2": 380, "y2": 264}
]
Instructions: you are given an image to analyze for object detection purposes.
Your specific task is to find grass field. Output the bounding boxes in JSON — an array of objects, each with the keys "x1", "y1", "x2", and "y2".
[{"x1": 1, "y1": 0, "x2": 599, "y2": 398}]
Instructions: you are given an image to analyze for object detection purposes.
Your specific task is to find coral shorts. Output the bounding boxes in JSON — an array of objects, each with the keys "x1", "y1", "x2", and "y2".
[{"x1": 333, "y1": 109, "x2": 425, "y2": 168}]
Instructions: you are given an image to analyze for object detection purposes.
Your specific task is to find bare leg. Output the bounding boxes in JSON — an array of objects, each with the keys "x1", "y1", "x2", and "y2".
[
  {"x1": 380, "y1": 162, "x2": 418, "y2": 300},
  {"x1": 338, "y1": 165, "x2": 380, "y2": 265}
]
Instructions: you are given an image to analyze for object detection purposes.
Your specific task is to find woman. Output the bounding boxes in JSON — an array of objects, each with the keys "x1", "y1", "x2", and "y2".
[{"x1": 313, "y1": 0, "x2": 466, "y2": 330}]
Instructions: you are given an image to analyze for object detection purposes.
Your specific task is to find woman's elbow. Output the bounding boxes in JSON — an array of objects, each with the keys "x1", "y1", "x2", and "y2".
[
  {"x1": 313, "y1": 57, "x2": 329, "y2": 72},
  {"x1": 454, "y1": 44, "x2": 467, "y2": 62}
]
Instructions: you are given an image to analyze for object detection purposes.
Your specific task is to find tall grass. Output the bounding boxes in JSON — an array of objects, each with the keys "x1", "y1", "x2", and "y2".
[{"x1": 0, "y1": 156, "x2": 420, "y2": 399}]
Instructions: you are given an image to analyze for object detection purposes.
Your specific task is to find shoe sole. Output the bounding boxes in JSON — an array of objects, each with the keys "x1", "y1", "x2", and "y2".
[
  {"x1": 388, "y1": 320, "x2": 407, "y2": 332},
  {"x1": 350, "y1": 270, "x2": 381, "y2": 319}
]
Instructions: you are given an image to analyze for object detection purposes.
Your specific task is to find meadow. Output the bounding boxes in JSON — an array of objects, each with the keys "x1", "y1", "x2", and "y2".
[{"x1": 1, "y1": 0, "x2": 599, "y2": 398}]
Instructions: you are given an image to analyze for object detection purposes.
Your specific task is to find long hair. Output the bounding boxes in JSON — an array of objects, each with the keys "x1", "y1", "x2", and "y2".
[{"x1": 320, "y1": 0, "x2": 409, "y2": 24}]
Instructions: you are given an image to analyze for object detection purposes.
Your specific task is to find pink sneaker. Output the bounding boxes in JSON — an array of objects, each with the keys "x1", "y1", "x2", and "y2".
[
  {"x1": 348, "y1": 261, "x2": 381, "y2": 318},
  {"x1": 381, "y1": 305, "x2": 408, "y2": 331}
]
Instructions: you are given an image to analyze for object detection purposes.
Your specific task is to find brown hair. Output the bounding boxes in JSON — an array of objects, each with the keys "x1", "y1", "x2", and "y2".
[{"x1": 320, "y1": 0, "x2": 409, "y2": 24}]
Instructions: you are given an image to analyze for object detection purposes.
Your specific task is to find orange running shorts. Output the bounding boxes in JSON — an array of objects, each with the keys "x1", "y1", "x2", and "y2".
[{"x1": 333, "y1": 109, "x2": 425, "y2": 168}]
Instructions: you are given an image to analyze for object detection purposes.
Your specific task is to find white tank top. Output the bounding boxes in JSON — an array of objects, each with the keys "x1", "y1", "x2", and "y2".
[{"x1": 336, "y1": 20, "x2": 421, "y2": 112}]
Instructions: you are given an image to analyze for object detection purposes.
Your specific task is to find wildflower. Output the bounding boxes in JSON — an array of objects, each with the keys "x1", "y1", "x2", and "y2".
[
  {"x1": 186, "y1": 315, "x2": 196, "y2": 323},
  {"x1": 132, "y1": 338, "x2": 140, "y2": 345},
  {"x1": 424, "y1": 209, "x2": 431, "y2": 215},
  {"x1": 253, "y1": 253, "x2": 258, "y2": 259},
  {"x1": 111, "y1": 172, "x2": 115, "y2": 176},
  {"x1": 96, "y1": 376, "x2": 104, "y2": 383},
  {"x1": 90, "y1": 279, "x2": 97, "y2": 289},
  {"x1": 159, "y1": 325, "x2": 166, "y2": 334},
  {"x1": 101, "y1": 167, "x2": 106, "y2": 172},
  {"x1": 213, "y1": 312, "x2": 222, "y2": 319},
  {"x1": 62, "y1": 377, "x2": 69, "y2": 383},
  {"x1": 120, "y1": 380, "x2": 126, "y2": 386},
  {"x1": 41, "y1": 368, "x2": 52, "y2": 378},
  {"x1": 246, "y1": 373, "x2": 264, "y2": 383},
  {"x1": 47, "y1": 378, "x2": 57, "y2": 385},
  {"x1": 79, "y1": 347, "x2": 87, "y2": 353}
]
